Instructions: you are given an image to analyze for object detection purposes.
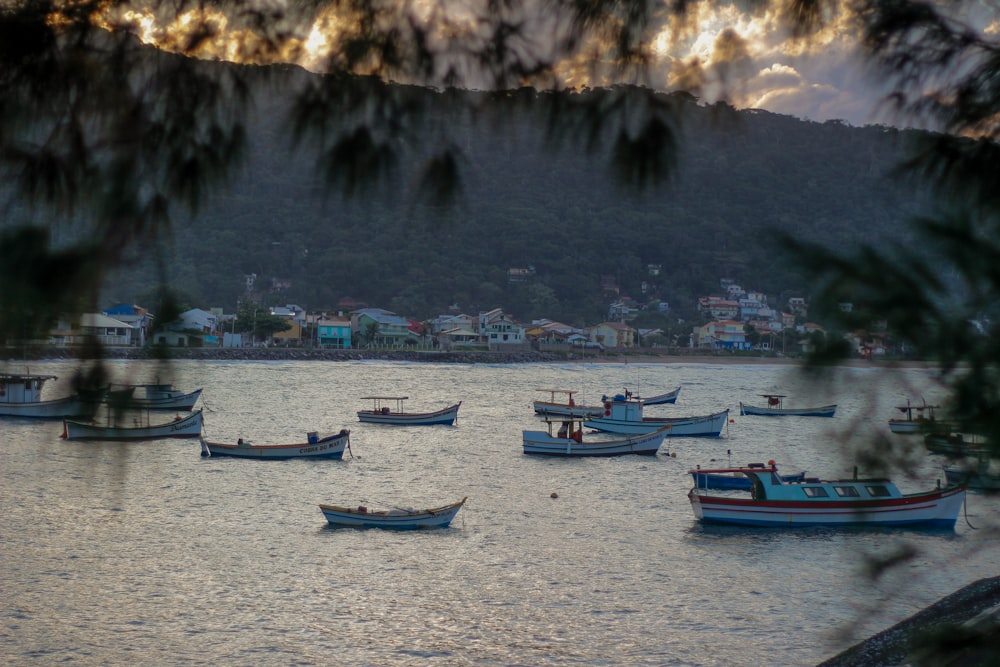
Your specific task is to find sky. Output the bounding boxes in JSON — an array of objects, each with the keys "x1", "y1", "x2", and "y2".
[{"x1": 103, "y1": 1, "x2": 996, "y2": 129}]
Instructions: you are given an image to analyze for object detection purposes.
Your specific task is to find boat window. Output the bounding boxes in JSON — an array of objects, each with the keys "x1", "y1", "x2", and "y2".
[
  {"x1": 865, "y1": 485, "x2": 891, "y2": 497},
  {"x1": 834, "y1": 486, "x2": 860, "y2": 497},
  {"x1": 802, "y1": 487, "x2": 829, "y2": 498}
]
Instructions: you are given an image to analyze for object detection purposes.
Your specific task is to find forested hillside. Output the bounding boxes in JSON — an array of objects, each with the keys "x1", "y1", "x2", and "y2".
[{"x1": 108, "y1": 61, "x2": 931, "y2": 326}]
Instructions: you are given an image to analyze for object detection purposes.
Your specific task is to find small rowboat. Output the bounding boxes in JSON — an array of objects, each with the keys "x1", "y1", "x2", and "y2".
[
  {"x1": 688, "y1": 463, "x2": 966, "y2": 528},
  {"x1": 357, "y1": 397, "x2": 460, "y2": 425},
  {"x1": 634, "y1": 386, "x2": 681, "y2": 405},
  {"x1": 532, "y1": 389, "x2": 605, "y2": 418},
  {"x1": 200, "y1": 429, "x2": 351, "y2": 459},
  {"x1": 62, "y1": 409, "x2": 204, "y2": 440},
  {"x1": 319, "y1": 497, "x2": 467, "y2": 529},
  {"x1": 739, "y1": 395, "x2": 836, "y2": 417},
  {"x1": 107, "y1": 384, "x2": 203, "y2": 411},
  {"x1": 522, "y1": 418, "x2": 671, "y2": 456}
]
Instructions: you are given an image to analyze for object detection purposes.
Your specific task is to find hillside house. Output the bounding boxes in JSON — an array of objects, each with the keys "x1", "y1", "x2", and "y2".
[
  {"x1": 352, "y1": 308, "x2": 418, "y2": 347},
  {"x1": 482, "y1": 314, "x2": 526, "y2": 350},
  {"x1": 590, "y1": 321, "x2": 636, "y2": 349},
  {"x1": 694, "y1": 320, "x2": 751, "y2": 350},
  {"x1": 316, "y1": 316, "x2": 352, "y2": 349}
]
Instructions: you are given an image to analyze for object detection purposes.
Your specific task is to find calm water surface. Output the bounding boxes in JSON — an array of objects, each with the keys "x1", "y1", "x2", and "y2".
[{"x1": 2, "y1": 360, "x2": 997, "y2": 666}]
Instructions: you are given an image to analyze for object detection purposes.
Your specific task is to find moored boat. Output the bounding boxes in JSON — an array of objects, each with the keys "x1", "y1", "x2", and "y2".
[
  {"x1": 888, "y1": 400, "x2": 954, "y2": 434},
  {"x1": 691, "y1": 461, "x2": 806, "y2": 490},
  {"x1": 107, "y1": 383, "x2": 203, "y2": 411},
  {"x1": 62, "y1": 409, "x2": 204, "y2": 440},
  {"x1": 357, "y1": 397, "x2": 460, "y2": 425},
  {"x1": 633, "y1": 386, "x2": 681, "y2": 405},
  {"x1": 739, "y1": 395, "x2": 836, "y2": 417},
  {"x1": 319, "y1": 497, "x2": 467, "y2": 529},
  {"x1": 200, "y1": 429, "x2": 351, "y2": 459},
  {"x1": 943, "y1": 459, "x2": 1000, "y2": 492},
  {"x1": 522, "y1": 417, "x2": 671, "y2": 456},
  {"x1": 688, "y1": 463, "x2": 966, "y2": 528},
  {"x1": 583, "y1": 394, "x2": 728, "y2": 437},
  {"x1": 924, "y1": 432, "x2": 989, "y2": 457},
  {"x1": 0, "y1": 372, "x2": 93, "y2": 419},
  {"x1": 532, "y1": 389, "x2": 605, "y2": 418}
]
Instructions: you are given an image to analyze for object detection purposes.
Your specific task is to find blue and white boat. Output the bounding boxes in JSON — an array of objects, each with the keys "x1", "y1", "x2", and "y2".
[
  {"x1": 522, "y1": 417, "x2": 671, "y2": 456},
  {"x1": 689, "y1": 464, "x2": 966, "y2": 528},
  {"x1": 691, "y1": 461, "x2": 806, "y2": 490},
  {"x1": 583, "y1": 394, "x2": 728, "y2": 437},
  {"x1": 739, "y1": 395, "x2": 836, "y2": 417},
  {"x1": 358, "y1": 397, "x2": 460, "y2": 425},
  {"x1": 319, "y1": 497, "x2": 467, "y2": 529}
]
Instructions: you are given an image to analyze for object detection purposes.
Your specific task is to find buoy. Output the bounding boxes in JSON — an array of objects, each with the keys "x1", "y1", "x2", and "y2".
[
  {"x1": 729, "y1": 419, "x2": 735, "y2": 423},
  {"x1": 550, "y1": 492, "x2": 559, "y2": 498}
]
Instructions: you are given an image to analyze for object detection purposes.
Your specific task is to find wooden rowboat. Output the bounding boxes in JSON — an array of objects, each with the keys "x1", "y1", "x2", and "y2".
[
  {"x1": 319, "y1": 497, "x2": 467, "y2": 529},
  {"x1": 522, "y1": 418, "x2": 671, "y2": 456},
  {"x1": 200, "y1": 429, "x2": 351, "y2": 459},
  {"x1": 62, "y1": 409, "x2": 204, "y2": 440},
  {"x1": 739, "y1": 395, "x2": 836, "y2": 417},
  {"x1": 357, "y1": 397, "x2": 460, "y2": 425}
]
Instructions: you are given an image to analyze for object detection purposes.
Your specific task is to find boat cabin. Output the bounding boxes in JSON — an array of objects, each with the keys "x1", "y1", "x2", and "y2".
[
  {"x1": 0, "y1": 373, "x2": 58, "y2": 404},
  {"x1": 360, "y1": 396, "x2": 409, "y2": 414},
  {"x1": 694, "y1": 464, "x2": 903, "y2": 502},
  {"x1": 542, "y1": 417, "x2": 584, "y2": 442}
]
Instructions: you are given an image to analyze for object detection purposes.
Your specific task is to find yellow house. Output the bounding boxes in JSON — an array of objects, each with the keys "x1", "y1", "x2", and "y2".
[{"x1": 590, "y1": 321, "x2": 636, "y2": 349}]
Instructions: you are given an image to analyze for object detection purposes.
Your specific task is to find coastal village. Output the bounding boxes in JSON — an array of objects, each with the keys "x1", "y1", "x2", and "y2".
[{"x1": 41, "y1": 278, "x2": 889, "y2": 359}]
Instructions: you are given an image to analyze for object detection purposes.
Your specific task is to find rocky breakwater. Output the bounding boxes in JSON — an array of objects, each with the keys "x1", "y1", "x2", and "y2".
[{"x1": 22, "y1": 346, "x2": 565, "y2": 364}]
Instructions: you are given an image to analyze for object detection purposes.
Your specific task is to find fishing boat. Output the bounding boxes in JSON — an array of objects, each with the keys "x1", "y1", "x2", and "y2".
[
  {"x1": 924, "y1": 432, "x2": 989, "y2": 457},
  {"x1": 583, "y1": 394, "x2": 729, "y2": 437},
  {"x1": 888, "y1": 400, "x2": 954, "y2": 434},
  {"x1": 943, "y1": 458, "x2": 1000, "y2": 492},
  {"x1": 200, "y1": 429, "x2": 351, "y2": 459},
  {"x1": 0, "y1": 372, "x2": 93, "y2": 419},
  {"x1": 107, "y1": 383, "x2": 203, "y2": 411},
  {"x1": 688, "y1": 463, "x2": 966, "y2": 528},
  {"x1": 532, "y1": 389, "x2": 605, "y2": 418},
  {"x1": 739, "y1": 395, "x2": 836, "y2": 417},
  {"x1": 632, "y1": 386, "x2": 681, "y2": 405},
  {"x1": 691, "y1": 461, "x2": 807, "y2": 490},
  {"x1": 319, "y1": 497, "x2": 467, "y2": 529},
  {"x1": 522, "y1": 417, "x2": 671, "y2": 456},
  {"x1": 357, "y1": 397, "x2": 460, "y2": 425},
  {"x1": 62, "y1": 409, "x2": 204, "y2": 440}
]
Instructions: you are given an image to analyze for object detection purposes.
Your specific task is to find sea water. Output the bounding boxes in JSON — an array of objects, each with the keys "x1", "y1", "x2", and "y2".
[{"x1": 2, "y1": 359, "x2": 997, "y2": 666}]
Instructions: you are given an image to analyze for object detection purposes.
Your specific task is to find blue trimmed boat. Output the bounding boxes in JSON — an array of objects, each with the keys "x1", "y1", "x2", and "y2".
[
  {"x1": 319, "y1": 497, "x2": 467, "y2": 529},
  {"x1": 739, "y1": 395, "x2": 836, "y2": 417},
  {"x1": 357, "y1": 397, "x2": 460, "y2": 426},
  {"x1": 691, "y1": 461, "x2": 806, "y2": 490},
  {"x1": 522, "y1": 417, "x2": 671, "y2": 456},
  {"x1": 688, "y1": 464, "x2": 965, "y2": 528},
  {"x1": 583, "y1": 394, "x2": 728, "y2": 437}
]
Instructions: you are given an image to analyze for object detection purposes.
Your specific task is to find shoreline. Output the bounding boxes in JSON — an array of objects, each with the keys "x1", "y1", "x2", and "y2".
[{"x1": 2, "y1": 346, "x2": 935, "y2": 368}]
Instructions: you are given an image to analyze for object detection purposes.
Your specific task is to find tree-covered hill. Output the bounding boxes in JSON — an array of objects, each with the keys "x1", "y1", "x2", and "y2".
[{"x1": 108, "y1": 62, "x2": 930, "y2": 325}]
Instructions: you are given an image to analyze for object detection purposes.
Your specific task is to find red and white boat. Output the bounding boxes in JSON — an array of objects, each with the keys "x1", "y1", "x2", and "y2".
[{"x1": 688, "y1": 463, "x2": 966, "y2": 528}]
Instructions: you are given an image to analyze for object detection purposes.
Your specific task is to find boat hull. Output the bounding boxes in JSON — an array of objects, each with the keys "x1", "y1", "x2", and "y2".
[
  {"x1": 532, "y1": 401, "x2": 605, "y2": 418},
  {"x1": 0, "y1": 396, "x2": 93, "y2": 419},
  {"x1": 739, "y1": 403, "x2": 837, "y2": 417},
  {"x1": 124, "y1": 388, "x2": 203, "y2": 411},
  {"x1": 584, "y1": 409, "x2": 729, "y2": 437},
  {"x1": 319, "y1": 498, "x2": 466, "y2": 529},
  {"x1": 357, "y1": 402, "x2": 460, "y2": 425},
  {"x1": 522, "y1": 427, "x2": 669, "y2": 456},
  {"x1": 688, "y1": 486, "x2": 966, "y2": 528},
  {"x1": 63, "y1": 410, "x2": 204, "y2": 440},
  {"x1": 201, "y1": 430, "x2": 350, "y2": 460},
  {"x1": 636, "y1": 387, "x2": 681, "y2": 405}
]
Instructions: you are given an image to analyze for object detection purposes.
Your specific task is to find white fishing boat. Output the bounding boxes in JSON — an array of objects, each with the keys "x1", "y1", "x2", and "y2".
[
  {"x1": 200, "y1": 429, "x2": 352, "y2": 459},
  {"x1": 108, "y1": 383, "x2": 203, "y2": 410},
  {"x1": 62, "y1": 409, "x2": 204, "y2": 440},
  {"x1": 532, "y1": 389, "x2": 606, "y2": 418},
  {"x1": 522, "y1": 417, "x2": 671, "y2": 456},
  {"x1": 357, "y1": 397, "x2": 460, "y2": 425},
  {"x1": 0, "y1": 372, "x2": 92, "y2": 419},
  {"x1": 583, "y1": 393, "x2": 729, "y2": 437}
]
